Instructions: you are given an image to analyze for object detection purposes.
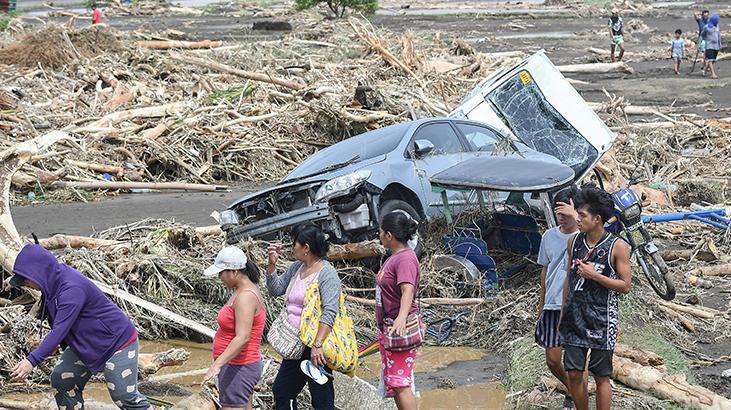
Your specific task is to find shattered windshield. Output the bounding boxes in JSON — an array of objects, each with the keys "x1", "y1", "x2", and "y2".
[{"x1": 487, "y1": 70, "x2": 598, "y2": 177}]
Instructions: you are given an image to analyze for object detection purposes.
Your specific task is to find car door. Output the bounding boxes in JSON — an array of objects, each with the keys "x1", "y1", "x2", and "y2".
[{"x1": 407, "y1": 121, "x2": 472, "y2": 217}]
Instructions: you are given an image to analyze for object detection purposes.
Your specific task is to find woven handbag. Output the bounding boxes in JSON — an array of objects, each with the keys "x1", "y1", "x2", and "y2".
[
  {"x1": 381, "y1": 311, "x2": 424, "y2": 352},
  {"x1": 267, "y1": 276, "x2": 305, "y2": 360}
]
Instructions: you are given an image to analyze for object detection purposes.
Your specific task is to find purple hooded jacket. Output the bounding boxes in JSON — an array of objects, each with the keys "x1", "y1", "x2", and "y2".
[{"x1": 13, "y1": 244, "x2": 136, "y2": 373}]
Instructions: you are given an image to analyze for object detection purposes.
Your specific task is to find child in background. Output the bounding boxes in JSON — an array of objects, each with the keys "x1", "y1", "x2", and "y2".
[
  {"x1": 91, "y1": 3, "x2": 103, "y2": 25},
  {"x1": 670, "y1": 29, "x2": 686, "y2": 75}
]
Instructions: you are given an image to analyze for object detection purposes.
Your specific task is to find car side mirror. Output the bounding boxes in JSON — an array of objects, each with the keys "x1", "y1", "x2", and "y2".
[{"x1": 413, "y1": 140, "x2": 435, "y2": 158}]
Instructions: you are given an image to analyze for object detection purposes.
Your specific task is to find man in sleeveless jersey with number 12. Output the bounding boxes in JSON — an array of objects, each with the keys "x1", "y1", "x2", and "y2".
[{"x1": 559, "y1": 186, "x2": 633, "y2": 410}]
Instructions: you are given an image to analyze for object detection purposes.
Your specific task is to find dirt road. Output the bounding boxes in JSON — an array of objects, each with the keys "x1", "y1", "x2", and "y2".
[{"x1": 12, "y1": 187, "x2": 260, "y2": 237}]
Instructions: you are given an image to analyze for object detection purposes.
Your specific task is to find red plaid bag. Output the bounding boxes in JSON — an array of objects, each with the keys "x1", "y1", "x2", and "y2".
[{"x1": 381, "y1": 312, "x2": 424, "y2": 351}]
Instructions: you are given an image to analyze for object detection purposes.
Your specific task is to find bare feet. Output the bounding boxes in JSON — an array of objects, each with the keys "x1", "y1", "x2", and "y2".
[{"x1": 711, "y1": 75, "x2": 719, "y2": 79}]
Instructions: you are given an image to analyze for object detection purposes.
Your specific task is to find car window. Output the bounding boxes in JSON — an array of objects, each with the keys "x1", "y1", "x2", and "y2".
[
  {"x1": 456, "y1": 123, "x2": 502, "y2": 152},
  {"x1": 413, "y1": 123, "x2": 464, "y2": 154}
]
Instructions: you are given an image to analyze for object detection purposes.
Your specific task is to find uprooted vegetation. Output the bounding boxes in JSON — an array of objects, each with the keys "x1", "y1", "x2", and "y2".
[
  {"x1": 0, "y1": 18, "x2": 525, "y2": 204},
  {"x1": 1, "y1": 4, "x2": 731, "y2": 408}
]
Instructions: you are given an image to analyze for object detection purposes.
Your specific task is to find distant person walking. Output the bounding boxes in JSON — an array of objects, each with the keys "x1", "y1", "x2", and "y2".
[
  {"x1": 702, "y1": 14, "x2": 721, "y2": 79},
  {"x1": 608, "y1": 8, "x2": 625, "y2": 62},
  {"x1": 694, "y1": 10, "x2": 710, "y2": 68},
  {"x1": 91, "y1": 3, "x2": 103, "y2": 25},
  {"x1": 670, "y1": 29, "x2": 686, "y2": 75}
]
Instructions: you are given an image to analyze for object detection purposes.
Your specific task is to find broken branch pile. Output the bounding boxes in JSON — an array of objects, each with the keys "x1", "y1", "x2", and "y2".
[{"x1": 0, "y1": 17, "x2": 523, "y2": 202}]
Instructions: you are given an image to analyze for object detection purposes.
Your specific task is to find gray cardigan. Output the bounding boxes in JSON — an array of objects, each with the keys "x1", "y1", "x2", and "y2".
[{"x1": 266, "y1": 260, "x2": 342, "y2": 327}]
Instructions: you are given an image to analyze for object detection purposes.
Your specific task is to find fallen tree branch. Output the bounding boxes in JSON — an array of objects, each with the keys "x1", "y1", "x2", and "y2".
[
  {"x1": 614, "y1": 343, "x2": 666, "y2": 368},
  {"x1": 39, "y1": 234, "x2": 127, "y2": 250},
  {"x1": 657, "y1": 300, "x2": 721, "y2": 320},
  {"x1": 65, "y1": 159, "x2": 125, "y2": 177},
  {"x1": 77, "y1": 102, "x2": 187, "y2": 129},
  {"x1": 91, "y1": 279, "x2": 216, "y2": 339},
  {"x1": 169, "y1": 52, "x2": 305, "y2": 91},
  {"x1": 613, "y1": 355, "x2": 731, "y2": 409},
  {"x1": 346, "y1": 295, "x2": 485, "y2": 306},
  {"x1": 138, "y1": 348, "x2": 191, "y2": 376},
  {"x1": 136, "y1": 40, "x2": 223, "y2": 50},
  {"x1": 688, "y1": 264, "x2": 731, "y2": 277},
  {"x1": 327, "y1": 240, "x2": 384, "y2": 261},
  {"x1": 51, "y1": 181, "x2": 229, "y2": 192},
  {"x1": 657, "y1": 305, "x2": 696, "y2": 332},
  {"x1": 557, "y1": 62, "x2": 635, "y2": 75}
]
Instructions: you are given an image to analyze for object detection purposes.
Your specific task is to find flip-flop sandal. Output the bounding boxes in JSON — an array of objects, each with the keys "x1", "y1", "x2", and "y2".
[
  {"x1": 562, "y1": 394, "x2": 576, "y2": 410},
  {"x1": 300, "y1": 360, "x2": 329, "y2": 385}
]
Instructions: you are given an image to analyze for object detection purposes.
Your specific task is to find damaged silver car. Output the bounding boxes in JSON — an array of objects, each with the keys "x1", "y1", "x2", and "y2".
[{"x1": 218, "y1": 51, "x2": 615, "y2": 246}]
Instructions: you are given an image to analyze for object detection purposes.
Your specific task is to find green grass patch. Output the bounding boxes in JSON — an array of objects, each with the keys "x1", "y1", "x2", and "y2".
[
  {"x1": 619, "y1": 290, "x2": 693, "y2": 380},
  {"x1": 507, "y1": 337, "x2": 546, "y2": 393},
  {"x1": 622, "y1": 330, "x2": 692, "y2": 379},
  {"x1": 209, "y1": 83, "x2": 258, "y2": 103},
  {"x1": 0, "y1": 12, "x2": 15, "y2": 31}
]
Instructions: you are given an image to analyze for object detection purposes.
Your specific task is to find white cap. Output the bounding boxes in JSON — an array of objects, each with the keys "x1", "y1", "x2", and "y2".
[{"x1": 204, "y1": 246, "x2": 248, "y2": 277}]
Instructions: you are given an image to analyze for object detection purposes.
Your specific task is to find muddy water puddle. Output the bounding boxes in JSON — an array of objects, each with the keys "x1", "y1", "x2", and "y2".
[
  {"x1": 358, "y1": 346, "x2": 506, "y2": 409},
  {"x1": 4, "y1": 342, "x2": 506, "y2": 408}
]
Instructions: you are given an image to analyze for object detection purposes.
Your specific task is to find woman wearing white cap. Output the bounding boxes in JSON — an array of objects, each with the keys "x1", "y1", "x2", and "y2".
[{"x1": 202, "y1": 246, "x2": 266, "y2": 410}]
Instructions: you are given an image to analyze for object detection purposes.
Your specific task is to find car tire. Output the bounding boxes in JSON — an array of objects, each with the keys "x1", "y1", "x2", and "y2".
[{"x1": 378, "y1": 199, "x2": 424, "y2": 257}]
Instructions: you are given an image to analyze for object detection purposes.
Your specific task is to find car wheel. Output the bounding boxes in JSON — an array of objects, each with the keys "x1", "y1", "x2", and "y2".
[{"x1": 378, "y1": 199, "x2": 424, "y2": 257}]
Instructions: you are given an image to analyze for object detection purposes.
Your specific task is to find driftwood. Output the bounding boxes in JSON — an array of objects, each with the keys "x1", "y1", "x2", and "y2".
[
  {"x1": 65, "y1": 159, "x2": 126, "y2": 178},
  {"x1": 150, "y1": 367, "x2": 208, "y2": 382},
  {"x1": 657, "y1": 300, "x2": 721, "y2": 320},
  {"x1": 614, "y1": 344, "x2": 666, "y2": 369},
  {"x1": 327, "y1": 240, "x2": 385, "y2": 261},
  {"x1": 51, "y1": 181, "x2": 228, "y2": 192},
  {"x1": 0, "y1": 398, "x2": 117, "y2": 410},
  {"x1": 39, "y1": 234, "x2": 127, "y2": 250},
  {"x1": 78, "y1": 102, "x2": 187, "y2": 129},
  {"x1": 169, "y1": 52, "x2": 305, "y2": 91},
  {"x1": 557, "y1": 61, "x2": 635, "y2": 75},
  {"x1": 688, "y1": 264, "x2": 731, "y2": 277},
  {"x1": 346, "y1": 295, "x2": 485, "y2": 307},
  {"x1": 657, "y1": 305, "x2": 697, "y2": 332},
  {"x1": 91, "y1": 279, "x2": 216, "y2": 339},
  {"x1": 136, "y1": 40, "x2": 223, "y2": 50},
  {"x1": 661, "y1": 249, "x2": 719, "y2": 263},
  {"x1": 1, "y1": 132, "x2": 71, "y2": 273},
  {"x1": 613, "y1": 355, "x2": 731, "y2": 410},
  {"x1": 587, "y1": 47, "x2": 641, "y2": 59},
  {"x1": 138, "y1": 348, "x2": 191, "y2": 375}
]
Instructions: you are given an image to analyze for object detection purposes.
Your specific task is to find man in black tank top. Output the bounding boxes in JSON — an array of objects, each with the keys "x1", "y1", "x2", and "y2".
[{"x1": 559, "y1": 187, "x2": 632, "y2": 410}]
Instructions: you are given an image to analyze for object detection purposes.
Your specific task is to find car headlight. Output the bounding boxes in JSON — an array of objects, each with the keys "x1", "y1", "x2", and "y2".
[
  {"x1": 622, "y1": 203, "x2": 641, "y2": 220},
  {"x1": 315, "y1": 170, "x2": 371, "y2": 203},
  {"x1": 219, "y1": 210, "x2": 240, "y2": 226}
]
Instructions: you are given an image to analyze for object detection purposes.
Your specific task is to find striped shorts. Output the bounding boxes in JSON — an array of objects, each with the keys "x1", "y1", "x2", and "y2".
[{"x1": 535, "y1": 309, "x2": 561, "y2": 348}]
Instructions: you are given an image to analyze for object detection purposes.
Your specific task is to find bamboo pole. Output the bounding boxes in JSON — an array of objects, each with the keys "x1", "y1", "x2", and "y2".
[
  {"x1": 169, "y1": 52, "x2": 305, "y2": 91},
  {"x1": 51, "y1": 181, "x2": 229, "y2": 192},
  {"x1": 136, "y1": 40, "x2": 223, "y2": 50}
]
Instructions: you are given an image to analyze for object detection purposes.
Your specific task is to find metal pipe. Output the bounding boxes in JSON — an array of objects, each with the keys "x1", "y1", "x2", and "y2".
[{"x1": 688, "y1": 215, "x2": 729, "y2": 230}]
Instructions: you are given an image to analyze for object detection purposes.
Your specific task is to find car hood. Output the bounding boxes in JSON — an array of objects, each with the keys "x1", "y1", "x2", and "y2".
[
  {"x1": 228, "y1": 154, "x2": 387, "y2": 209},
  {"x1": 450, "y1": 51, "x2": 614, "y2": 182}
]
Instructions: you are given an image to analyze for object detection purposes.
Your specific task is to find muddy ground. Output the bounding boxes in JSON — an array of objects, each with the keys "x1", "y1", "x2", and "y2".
[{"x1": 5, "y1": 0, "x2": 731, "y2": 408}]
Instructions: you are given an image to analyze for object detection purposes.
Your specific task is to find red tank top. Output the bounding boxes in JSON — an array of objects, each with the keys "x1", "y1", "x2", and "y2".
[{"x1": 213, "y1": 289, "x2": 266, "y2": 365}]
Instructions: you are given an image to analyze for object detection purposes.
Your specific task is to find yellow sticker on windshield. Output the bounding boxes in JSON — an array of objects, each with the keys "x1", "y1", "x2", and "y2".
[{"x1": 519, "y1": 71, "x2": 532, "y2": 85}]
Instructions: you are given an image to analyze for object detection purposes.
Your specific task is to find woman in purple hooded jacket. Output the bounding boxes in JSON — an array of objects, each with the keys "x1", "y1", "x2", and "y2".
[{"x1": 9, "y1": 244, "x2": 150, "y2": 410}]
